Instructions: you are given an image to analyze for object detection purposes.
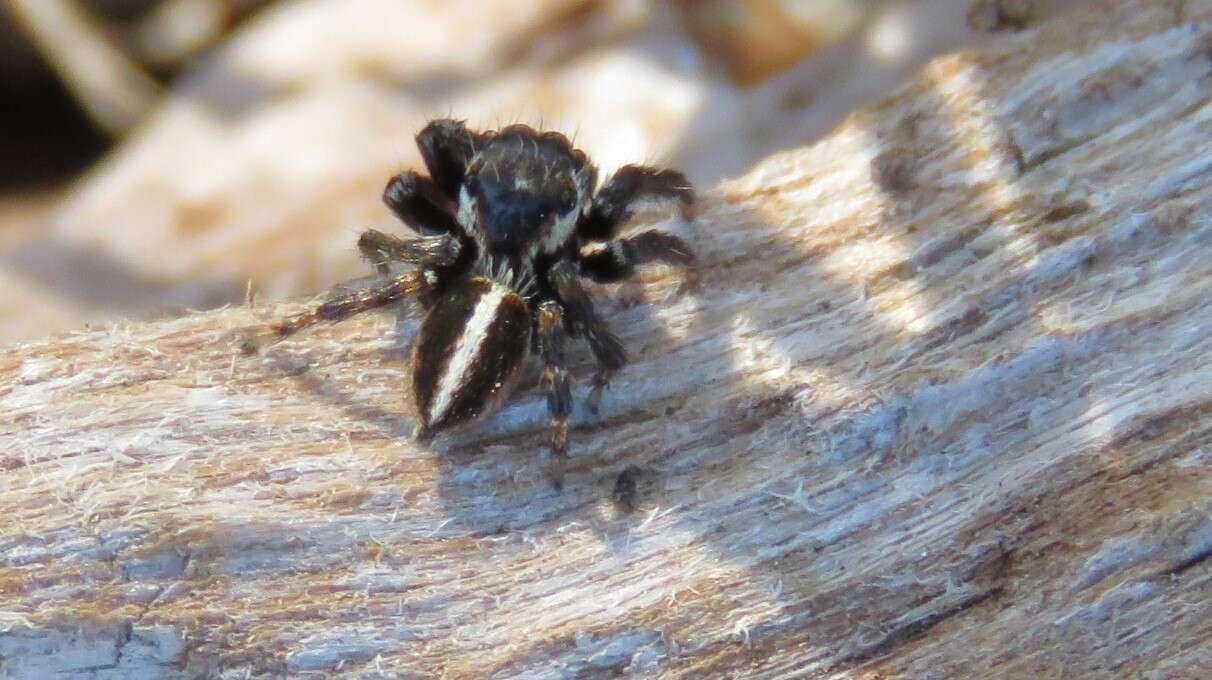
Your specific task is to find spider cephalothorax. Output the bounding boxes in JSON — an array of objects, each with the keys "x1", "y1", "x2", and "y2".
[{"x1": 271, "y1": 119, "x2": 695, "y2": 470}]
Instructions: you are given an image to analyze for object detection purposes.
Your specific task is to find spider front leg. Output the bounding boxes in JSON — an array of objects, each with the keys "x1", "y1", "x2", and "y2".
[
  {"x1": 271, "y1": 270, "x2": 430, "y2": 340},
  {"x1": 579, "y1": 230, "x2": 698, "y2": 291},
  {"x1": 415, "y1": 118, "x2": 487, "y2": 199},
  {"x1": 382, "y1": 171, "x2": 460, "y2": 236},
  {"x1": 358, "y1": 230, "x2": 462, "y2": 277},
  {"x1": 579, "y1": 165, "x2": 694, "y2": 241},
  {"x1": 537, "y1": 301, "x2": 573, "y2": 472},
  {"x1": 548, "y1": 261, "x2": 626, "y2": 415}
]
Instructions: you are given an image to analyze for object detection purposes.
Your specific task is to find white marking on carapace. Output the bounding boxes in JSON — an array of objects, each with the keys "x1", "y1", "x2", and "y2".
[
  {"x1": 427, "y1": 282, "x2": 511, "y2": 425},
  {"x1": 459, "y1": 184, "x2": 492, "y2": 259},
  {"x1": 541, "y1": 209, "x2": 579, "y2": 255},
  {"x1": 539, "y1": 167, "x2": 592, "y2": 255},
  {"x1": 457, "y1": 185, "x2": 477, "y2": 231}
]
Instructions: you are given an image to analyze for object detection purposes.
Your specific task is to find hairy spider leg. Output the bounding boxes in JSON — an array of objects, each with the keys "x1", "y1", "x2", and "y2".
[
  {"x1": 578, "y1": 164, "x2": 694, "y2": 241},
  {"x1": 415, "y1": 118, "x2": 487, "y2": 200},
  {"x1": 382, "y1": 171, "x2": 460, "y2": 236},
  {"x1": 537, "y1": 301, "x2": 573, "y2": 463},
  {"x1": 273, "y1": 271, "x2": 430, "y2": 339},
  {"x1": 578, "y1": 229, "x2": 699, "y2": 292},
  {"x1": 358, "y1": 230, "x2": 462, "y2": 277},
  {"x1": 548, "y1": 261, "x2": 625, "y2": 414}
]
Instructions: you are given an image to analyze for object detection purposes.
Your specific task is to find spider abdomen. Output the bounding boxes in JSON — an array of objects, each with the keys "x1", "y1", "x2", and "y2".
[{"x1": 411, "y1": 277, "x2": 532, "y2": 436}]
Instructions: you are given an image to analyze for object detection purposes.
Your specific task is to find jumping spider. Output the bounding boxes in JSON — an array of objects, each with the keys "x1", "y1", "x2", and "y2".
[{"x1": 269, "y1": 120, "x2": 696, "y2": 469}]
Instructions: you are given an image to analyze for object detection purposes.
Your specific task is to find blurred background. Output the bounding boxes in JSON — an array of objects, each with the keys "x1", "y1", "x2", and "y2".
[{"x1": 0, "y1": 0, "x2": 1082, "y2": 343}]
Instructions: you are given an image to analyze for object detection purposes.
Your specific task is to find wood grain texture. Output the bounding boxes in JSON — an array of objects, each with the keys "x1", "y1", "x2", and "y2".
[{"x1": 4, "y1": 1, "x2": 1212, "y2": 677}]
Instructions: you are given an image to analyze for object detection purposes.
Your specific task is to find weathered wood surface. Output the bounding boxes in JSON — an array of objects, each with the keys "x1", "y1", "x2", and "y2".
[{"x1": 4, "y1": 1, "x2": 1212, "y2": 677}]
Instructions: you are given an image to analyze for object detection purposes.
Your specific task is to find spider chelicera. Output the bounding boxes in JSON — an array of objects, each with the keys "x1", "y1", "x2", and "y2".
[{"x1": 270, "y1": 119, "x2": 696, "y2": 470}]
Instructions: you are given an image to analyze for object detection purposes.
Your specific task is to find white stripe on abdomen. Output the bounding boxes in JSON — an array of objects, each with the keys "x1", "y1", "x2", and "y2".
[{"x1": 427, "y1": 283, "x2": 510, "y2": 424}]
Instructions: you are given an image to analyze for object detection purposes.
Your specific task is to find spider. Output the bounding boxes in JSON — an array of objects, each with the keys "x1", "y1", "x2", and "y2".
[{"x1": 270, "y1": 119, "x2": 696, "y2": 470}]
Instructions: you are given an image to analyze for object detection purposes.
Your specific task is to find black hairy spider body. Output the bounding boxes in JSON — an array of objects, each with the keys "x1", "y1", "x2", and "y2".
[{"x1": 271, "y1": 120, "x2": 695, "y2": 470}]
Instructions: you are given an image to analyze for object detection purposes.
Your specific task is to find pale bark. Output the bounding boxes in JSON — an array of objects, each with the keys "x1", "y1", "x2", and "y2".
[{"x1": 4, "y1": 1, "x2": 1212, "y2": 677}]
